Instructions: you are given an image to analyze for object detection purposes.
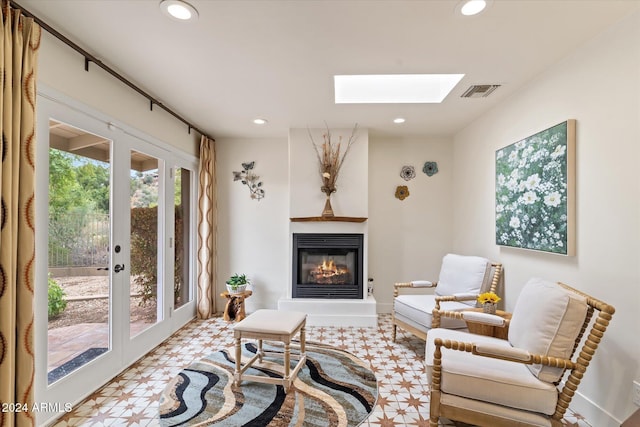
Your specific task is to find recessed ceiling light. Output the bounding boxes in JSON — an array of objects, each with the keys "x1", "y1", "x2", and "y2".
[
  {"x1": 253, "y1": 118, "x2": 268, "y2": 125},
  {"x1": 334, "y1": 74, "x2": 465, "y2": 104},
  {"x1": 393, "y1": 118, "x2": 406, "y2": 124},
  {"x1": 160, "y1": 0, "x2": 199, "y2": 21},
  {"x1": 460, "y1": 0, "x2": 488, "y2": 16}
]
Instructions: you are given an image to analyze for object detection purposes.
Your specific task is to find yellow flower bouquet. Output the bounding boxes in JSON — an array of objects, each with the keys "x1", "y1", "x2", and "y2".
[{"x1": 477, "y1": 292, "x2": 501, "y2": 305}]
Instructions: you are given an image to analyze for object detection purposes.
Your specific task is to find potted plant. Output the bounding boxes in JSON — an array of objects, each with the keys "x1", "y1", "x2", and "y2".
[{"x1": 226, "y1": 273, "x2": 250, "y2": 294}]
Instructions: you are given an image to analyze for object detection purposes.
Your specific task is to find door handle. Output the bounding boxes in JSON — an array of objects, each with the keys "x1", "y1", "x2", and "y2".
[
  {"x1": 96, "y1": 267, "x2": 109, "y2": 271},
  {"x1": 114, "y1": 264, "x2": 125, "y2": 273}
]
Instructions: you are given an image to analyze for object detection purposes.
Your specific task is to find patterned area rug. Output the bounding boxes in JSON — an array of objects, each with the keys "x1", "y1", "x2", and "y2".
[{"x1": 159, "y1": 341, "x2": 378, "y2": 426}]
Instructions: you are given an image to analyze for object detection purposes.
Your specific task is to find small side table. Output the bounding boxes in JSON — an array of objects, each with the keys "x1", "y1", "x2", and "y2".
[
  {"x1": 464, "y1": 308, "x2": 512, "y2": 339},
  {"x1": 220, "y1": 290, "x2": 252, "y2": 322}
]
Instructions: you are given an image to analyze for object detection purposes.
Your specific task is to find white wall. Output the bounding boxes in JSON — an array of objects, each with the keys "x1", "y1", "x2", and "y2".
[
  {"x1": 215, "y1": 133, "x2": 454, "y2": 314},
  {"x1": 215, "y1": 138, "x2": 289, "y2": 313},
  {"x1": 368, "y1": 137, "x2": 454, "y2": 312},
  {"x1": 38, "y1": 33, "x2": 199, "y2": 156},
  {"x1": 451, "y1": 10, "x2": 640, "y2": 425},
  {"x1": 289, "y1": 127, "x2": 368, "y2": 218}
]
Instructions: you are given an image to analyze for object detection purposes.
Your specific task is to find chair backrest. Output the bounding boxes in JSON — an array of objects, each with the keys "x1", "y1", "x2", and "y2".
[
  {"x1": 435, "y1": 254, "x2": 498, "y2": 306},
  {"x1": 508, "y1": 278, "x2": 589, "y2": 383}
]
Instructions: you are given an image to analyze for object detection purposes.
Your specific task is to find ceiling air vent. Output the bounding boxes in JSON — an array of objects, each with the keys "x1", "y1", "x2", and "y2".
[{"x1": 461, "y1": 84, "x2": 501, "y2": 98}]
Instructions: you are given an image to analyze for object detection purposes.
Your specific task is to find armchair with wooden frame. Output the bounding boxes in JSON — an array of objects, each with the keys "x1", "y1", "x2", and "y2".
[
  {"x1": 392, "y1": 253, "x2": 503, "y2": 342},
  {"x1": 426, "y1": 278, "x2": 615, "y2": 427}
]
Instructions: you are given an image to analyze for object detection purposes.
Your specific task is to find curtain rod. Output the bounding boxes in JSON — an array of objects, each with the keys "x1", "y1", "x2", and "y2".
[{"x1": 10, "y1": 0, "x2": 214, "y2": 142}]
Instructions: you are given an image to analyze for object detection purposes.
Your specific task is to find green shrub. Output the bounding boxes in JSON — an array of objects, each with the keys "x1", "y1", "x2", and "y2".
[
  {"x1": 48, "y1": 276, "x2": 67, "y2": 319},
  {"x1": 131, "y1": 206, "x2": 184, "y2": 304}
]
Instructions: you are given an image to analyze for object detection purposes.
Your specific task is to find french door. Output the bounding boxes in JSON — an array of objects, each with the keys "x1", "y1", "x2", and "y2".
[{"x1": 35, "y1": 90, "x2": 197, "y2": 424}]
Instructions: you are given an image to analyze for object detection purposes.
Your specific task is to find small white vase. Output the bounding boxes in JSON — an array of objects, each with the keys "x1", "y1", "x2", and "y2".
[{"x1": 226, "y1": 284, "x2": 247, "y2": 294}]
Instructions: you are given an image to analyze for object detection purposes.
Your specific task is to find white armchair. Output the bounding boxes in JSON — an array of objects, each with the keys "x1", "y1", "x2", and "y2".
[
  {"x1": 392, "y1": 253, "x2": 503, "y2": 341},
  {"x1": 426, "y1": 278, "x2": 615, "y2": 427}
]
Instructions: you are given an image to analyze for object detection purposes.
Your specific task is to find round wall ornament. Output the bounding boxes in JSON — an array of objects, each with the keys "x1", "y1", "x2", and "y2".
[
  {"x1": 423, "y1": 161, "x2": 438, "y2": 177},
  {"x1": 400, "y1": 165, "x2": 416, "y2": 181},
  {"x1": 395, "y1": 185, "x2": 410, "y2": 201}
]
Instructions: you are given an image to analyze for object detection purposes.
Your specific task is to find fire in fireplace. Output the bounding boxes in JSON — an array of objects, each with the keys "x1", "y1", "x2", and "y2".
[
  {"x1": 309, "y1": 258, "x2": 352, "y2": 284},
  {"x1": 292, "y1": 233, "x2": 363, "y2": 299}
]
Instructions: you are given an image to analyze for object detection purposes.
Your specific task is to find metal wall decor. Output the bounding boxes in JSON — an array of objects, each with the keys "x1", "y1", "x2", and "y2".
[
  {"x1": 395, "y1": 185, "x2": 410, "y2": 201},
  {"x1": 233, "y1": 161, "x2": 265, "y2": 200},
  {"x1": 423, "y1": 161, "x2": 438, "y2": 176},
  {"x1": 400, "y1": 165, "x2": 416, "y2": 181}
]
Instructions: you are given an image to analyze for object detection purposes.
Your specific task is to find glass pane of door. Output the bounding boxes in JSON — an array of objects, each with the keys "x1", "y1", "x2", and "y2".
[
  {"x1": 47, "y1": 120, "x2": 111, "y2": 384},
  {"x1": 129, "y1": 150, "x2": 162, "y2": 337},
  {"x1": 174, "y1": 168, "x2": 192, "y2": 309}
]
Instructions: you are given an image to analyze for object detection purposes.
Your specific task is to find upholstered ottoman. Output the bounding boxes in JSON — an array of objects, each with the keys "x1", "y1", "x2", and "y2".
[{"x1": 232, "y1": 309, "x2": 307, "y2": 393}]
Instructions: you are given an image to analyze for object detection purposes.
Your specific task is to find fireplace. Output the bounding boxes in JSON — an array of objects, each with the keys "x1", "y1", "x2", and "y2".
[{"x1": 292, "y1": 233, "x2": 364, "y2": 299}]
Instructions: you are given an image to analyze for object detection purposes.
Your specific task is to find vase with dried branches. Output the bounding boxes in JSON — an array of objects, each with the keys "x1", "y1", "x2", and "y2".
[{"x1": 308, "y1": 123, "x2": 359, "y2": 217}]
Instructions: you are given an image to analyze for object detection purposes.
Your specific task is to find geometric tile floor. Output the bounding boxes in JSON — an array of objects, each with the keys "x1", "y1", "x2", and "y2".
[{"x1": 52, "y1": 314, "x2": 592, "y2": 426}]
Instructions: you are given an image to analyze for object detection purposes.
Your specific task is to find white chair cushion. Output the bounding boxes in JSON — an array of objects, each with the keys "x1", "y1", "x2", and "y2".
[
  {"x1": 508, "y1": 278, "x2": 588, "y2": 383},
  {"x1": 232, "y1": 309, "x2": 306, "y2": 335},
  {"x1": 394, "y1": 294, "x2": 468, "y2": 329},
  {"x1": 435, "y1": 254, "x2": 491, "y2": 306},
  {"x1": 426, "y1": 328, "x2": 559, "y2": 415}
]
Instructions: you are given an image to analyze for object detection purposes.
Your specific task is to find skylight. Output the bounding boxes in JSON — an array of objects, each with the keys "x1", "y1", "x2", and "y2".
[{"x1": 334, "y1": 74, "x2": 465, "y2": 104}]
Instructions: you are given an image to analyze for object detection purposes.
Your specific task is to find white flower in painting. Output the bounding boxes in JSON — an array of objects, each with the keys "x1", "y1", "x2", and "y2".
[
  {"x1": 550, "y1": 145, "x2": 566, "y2": 159},
  {"x1": 497, "y1": 150, "x2": 505, "y2": 159},
  {"x1": 497, "y1": 174, "x2": 506, "y2": 186},
  {"x1": 521, "y1": 191, "x2": 538, "y2": 205},
  {"x1": 525, "y1": 173, "x2": 541, "y2": 190},
  {"x1": 506, "y1": 178, "x2": 518, "y2": 191},
  {"x1": 508, "y1": 151, "x2": 519, "y2": 163},
  {"x1": 515, "y1": 141, "x2": 525, "y2": 149},
  {"x1": 518, "y1": 180, "x2": 527, "y2": 192},
  {"x1": 509, "y1": 217, "x2": 520, "y2": 228},
  {"x1": 544, "y1": 191, "x2": 562, "y2": 207},
  {"x1": 496, "y1": 204, "x2": 505, "y2": 213}
]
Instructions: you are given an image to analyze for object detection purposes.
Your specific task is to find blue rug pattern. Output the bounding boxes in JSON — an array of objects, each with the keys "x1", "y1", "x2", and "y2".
[{"x1": 159, "y1": 341, "x2": 378, "y2": 426}]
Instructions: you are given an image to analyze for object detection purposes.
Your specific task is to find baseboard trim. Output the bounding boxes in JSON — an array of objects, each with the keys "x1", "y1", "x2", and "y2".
[
  {"x1": 569, "y1": 388, "x2": 622, "y2": 427},
  {"x1": 377, "y1": 302, "x2": 393, "y2": 314}
]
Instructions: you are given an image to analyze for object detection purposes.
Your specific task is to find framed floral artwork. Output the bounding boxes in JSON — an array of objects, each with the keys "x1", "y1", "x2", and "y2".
[{"x1": 495, "y1": 120, "x2": 576, "y2": 255}]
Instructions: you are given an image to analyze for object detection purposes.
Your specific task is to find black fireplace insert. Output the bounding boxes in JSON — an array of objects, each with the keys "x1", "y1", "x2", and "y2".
[{"x1": 292, "y1": 233, "x2": 363, "y2": 299}]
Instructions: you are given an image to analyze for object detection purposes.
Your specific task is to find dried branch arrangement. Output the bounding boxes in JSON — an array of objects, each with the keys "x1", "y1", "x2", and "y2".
[{"x1": 308, "y1": 123, "x2": 359, "y2": 196}]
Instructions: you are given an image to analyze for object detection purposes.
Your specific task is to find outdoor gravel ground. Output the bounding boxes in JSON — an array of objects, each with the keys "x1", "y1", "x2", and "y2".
[{"x1": 48, "y1": 276, "x2": 156, "y2": 329}]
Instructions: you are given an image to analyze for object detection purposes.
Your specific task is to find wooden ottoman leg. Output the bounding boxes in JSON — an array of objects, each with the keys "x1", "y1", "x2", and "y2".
[
  {"x1": 283, "y1": 341, "x2": 291, "y2": 392},
  {"x1": 257, "y1": 339, "x2": 264, "y2": 362},
  {"x1": 234, "y1": 336, "x2": 242, "y2": 386},
  {"x1": 300, "y1": 324, "x2": 306, "y2": 355}
]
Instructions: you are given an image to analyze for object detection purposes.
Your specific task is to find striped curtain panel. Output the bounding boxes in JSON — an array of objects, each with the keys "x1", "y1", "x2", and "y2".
[
  {"x1": 196, "y1": 135, "x2": 217, "y2": 318},
  {"x1": 0, "y1": 3, "x2": 41, "y2": 427}
]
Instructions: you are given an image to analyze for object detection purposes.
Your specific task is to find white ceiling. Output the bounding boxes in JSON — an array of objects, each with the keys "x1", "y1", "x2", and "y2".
[{"x1": 17, "y1": 0, "x2": 639, "y2": 140}]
